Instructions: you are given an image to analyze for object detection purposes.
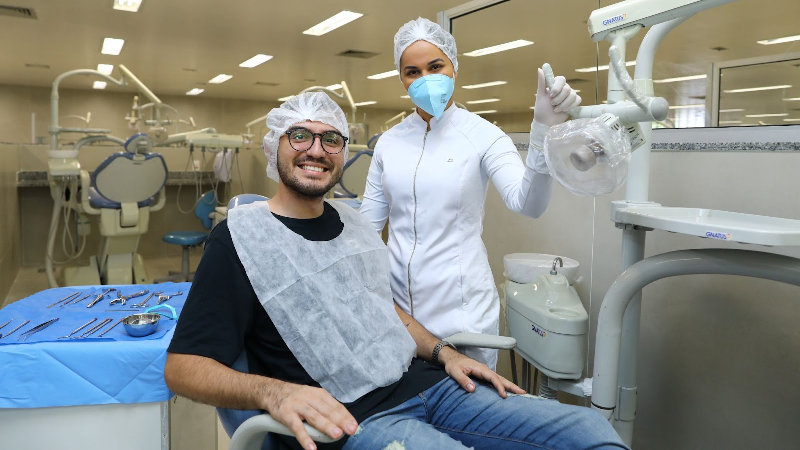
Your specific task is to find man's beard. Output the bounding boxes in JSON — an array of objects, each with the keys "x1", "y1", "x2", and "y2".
[{"x1": 276, "y1": 153, "x2": 343, "y2": 199}]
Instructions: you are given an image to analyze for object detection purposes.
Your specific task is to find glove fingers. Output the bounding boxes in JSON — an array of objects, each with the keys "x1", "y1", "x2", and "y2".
[
  {"x1": 551, "y1": 85, "x2": 572, "y2": 106},
  {"x1": 549, "y1": 76, "x2": 567, "y2": 97},
  {"x1": 555, "y1": 90, "x2": 578, "y2": 113}
]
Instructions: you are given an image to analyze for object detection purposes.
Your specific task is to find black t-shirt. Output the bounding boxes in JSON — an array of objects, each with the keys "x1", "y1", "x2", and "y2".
[{"x1": 168, "y1": 201, "x2": 447, "y2": 450}]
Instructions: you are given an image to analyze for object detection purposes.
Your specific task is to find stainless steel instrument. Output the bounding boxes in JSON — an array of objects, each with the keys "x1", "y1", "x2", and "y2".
[
  {"x1": 47, "y1": 291, "x2": 81, "y2": 308},
  {"x1": 157, "y1": 291, "x2": 183, "y2": 305},
  {"x1": 0, "y1": 320, "x2": 30, "y2": 339},
  {"x1": 75, "y1": 318, "x2": 113, "y2": 339},
  {"x1": 58, "y1": 318, "x2": 97, "y2": 339},
  {"x1": 109, "y1": 290, "x2": 149, "y2": 306},
  {"x1": 65, "y1": 288, "x2": 113, "y2": 307},
  {"x1": 18, "y1": 318, "x2": 60, "y2": 342},
  {"x1": 97, "y1": 318, "x2": 123, "y2": 337},
  {"x1": 0, "y1": 319, "x2": 12, "y2": 331},
  {"x1": 131, "y1": 291, "x2": 162, "y2": 308}
]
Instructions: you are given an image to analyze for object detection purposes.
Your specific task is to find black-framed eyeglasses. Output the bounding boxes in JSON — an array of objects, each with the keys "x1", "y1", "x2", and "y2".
[{"x1": 284, "y1": 127, "x2": 348, "y2": 154}]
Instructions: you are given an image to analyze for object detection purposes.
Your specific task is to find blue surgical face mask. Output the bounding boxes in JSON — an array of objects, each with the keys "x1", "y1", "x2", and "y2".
[{"x1": 407, "y1": 74, "x2": 455, "y2": 119}]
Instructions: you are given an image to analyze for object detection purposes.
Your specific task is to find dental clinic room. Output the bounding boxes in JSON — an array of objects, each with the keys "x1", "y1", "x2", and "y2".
[{"x1": 1, "y1": 0, "x2": 800, "y2": 449}]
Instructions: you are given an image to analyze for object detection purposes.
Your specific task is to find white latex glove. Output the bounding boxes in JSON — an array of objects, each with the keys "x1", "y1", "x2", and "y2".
[{"x1": 532, "y1": 68, "x2": 581, "y2": 127}]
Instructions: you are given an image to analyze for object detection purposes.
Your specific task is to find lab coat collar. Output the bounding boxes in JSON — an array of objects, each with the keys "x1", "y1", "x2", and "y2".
[{"x1": 411, "y1": 103, "x2": 458, "y2": 130}]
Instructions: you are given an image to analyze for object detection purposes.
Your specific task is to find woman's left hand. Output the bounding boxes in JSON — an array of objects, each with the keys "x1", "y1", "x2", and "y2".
[
  {"x1": 440, "y1": 348, "x2": 525, "y2": 398},
  {"x1": 533, "y1": 68, "x2": 582, "y2": 127}
]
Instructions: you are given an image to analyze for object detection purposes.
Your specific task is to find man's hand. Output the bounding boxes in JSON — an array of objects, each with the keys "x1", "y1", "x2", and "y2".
[
  {"x1": 438, "y1": 348, "x2": 525, "y2": 398},
  {"x1": 266, "y1": 383, "x2": 358, "y2": 450}
]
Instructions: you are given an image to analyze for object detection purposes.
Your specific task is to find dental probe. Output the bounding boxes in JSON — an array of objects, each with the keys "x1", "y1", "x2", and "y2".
[
  {"x1": 0, "y1": 320, "x2": 30, "y2": 339},
  {"x1": 58, "y1": 318, "x2": 98, "y2": 339}
]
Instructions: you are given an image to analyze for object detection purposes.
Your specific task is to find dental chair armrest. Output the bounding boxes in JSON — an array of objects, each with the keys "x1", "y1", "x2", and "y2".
[
  {"x1": 229, "y1": 413, "x2": 341, "y2": 450},
  {"x1": 150, "y1": 188, "x2": 167, "y2": 212},
  {"x1": 79, "y1": 170, "x2": 102, "y2": 215},
  {"x1": 444, "y1": 332, "x2": 516, "y2": 350}
]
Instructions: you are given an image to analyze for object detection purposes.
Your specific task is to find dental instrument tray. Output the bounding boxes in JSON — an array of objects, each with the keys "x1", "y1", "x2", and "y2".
[
  {"x1": 610, "y1": 202, "x2": 800, "y2": 246},
  {"x1": 0, "y1": 283, "x2": 188, "y2": 345}
]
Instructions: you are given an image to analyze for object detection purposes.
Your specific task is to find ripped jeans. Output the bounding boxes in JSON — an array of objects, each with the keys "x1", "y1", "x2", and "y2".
[{"x1": 342, "y1": 378, "x2": 628, "y2": 450}]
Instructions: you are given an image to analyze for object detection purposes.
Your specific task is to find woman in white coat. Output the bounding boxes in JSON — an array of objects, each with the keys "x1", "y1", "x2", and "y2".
[{"x1": 359, "y1": 17, "x2": 580, "y2": 369}]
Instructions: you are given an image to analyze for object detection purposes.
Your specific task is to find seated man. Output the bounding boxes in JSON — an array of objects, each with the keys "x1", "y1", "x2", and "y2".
[{"x1": 164, "y1": 92, "x2": 628, "y2": 450}]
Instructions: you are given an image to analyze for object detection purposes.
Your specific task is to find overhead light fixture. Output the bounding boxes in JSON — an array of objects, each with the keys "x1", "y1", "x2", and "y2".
[
  {"x1": 783, "y1": 98, "x2": 800, "y2": 101},
  {"x1": 462, "y1": 81, "x2": 507, "y2": 90},
  {"x1": 277, "y1": 95, "x2": 294, "y2": 101},
  {"x1": 669, "y1": 104, "x2": 705, "y2": 109},
  {"x1": 575, "y1": 61, "x2": 635, "y2": 72},
  {"x1": 464, "y1": 40, "x2": 533, "y2": 57},
  {"x1": 400, "y1": 95, "x2": 410, "y2": 99},
  {"x1": 529, "y1": 106, "x2": 535, "y2": 109},
  {"x1": 239, "y1": 54, "x2": 273, "y2": 68},
  {"x1": 745, "y1": 113, "x2": 789, "y2": 118},
  {"x1": 113, "y1": 0, "x2": 142, "y2": 12},
  {"x1": 653, "y1": 74, "x2": 707, "y2": 84},
  {"x1": 101, "y1": 38, "x2": 125, "y2": 55},
  {"x1": 367, "y1": 70, "x2": 399, "y2": 80},
  {"x1": 783, "y1": 118, "x2": 800, "y2": 122},
  {"x1": 472, "y1": 110, "x2": 497, "y2": 115},
  {"x1": 93, "y1": 81, "x2": 107, "y2": 89},
  {"x1": 466, "y1": 98, "x2": 500, "y2": 104},
  {"x1": 719, "y1": 120, "x2": 742, "y2": 124},
  {"x1": 186, "y1": 88, "x2": 204, "y2": 96},
  {"x1": 354, "y1": 101, "x2": 377, "y2": 106},
  {"x1": 719, "y1": 108, "x2": 745, "y2": 112},
  {"x1": 757, "y1": 34, "x2": 800, "y2": 45},
  {"x1": 325, "y1": 84, "x2": 342, "y2": 90},
  {"x1": 303, "y1": 11, "x2": 363, "y2": 36},
  {"x1": 97, "y1": 64, "x2": 114, "y2": 75},
  {"x1": 723, "y1": 85, "x2": 791, "y2": 93},
  {"x1": 208, "y1": 74, "x2": 233, "y2": 84}
]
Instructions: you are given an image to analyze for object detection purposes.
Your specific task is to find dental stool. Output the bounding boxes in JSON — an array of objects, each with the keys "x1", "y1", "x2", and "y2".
[
  {"x1": 155, "y1": 190, "x2": 216, "y2": 283},
  {"x1": 65, "y1": 134, "x2": 167, "y2": 286}
]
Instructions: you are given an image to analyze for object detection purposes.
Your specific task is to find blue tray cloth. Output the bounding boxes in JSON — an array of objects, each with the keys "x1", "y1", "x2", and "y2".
[{"x1": 0, "y1": 282, "x2": 190, "y2": 409}]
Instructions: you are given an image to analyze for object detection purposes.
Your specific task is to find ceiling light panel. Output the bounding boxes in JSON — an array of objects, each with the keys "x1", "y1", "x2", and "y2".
[
  {"x1": 303, "y1": 11, "x2": 363, "y2": 36},
  {"x1": 97, "y1": 64, "x2": 114, "y2": 75},
  {"x1": 669, "y1": 104, "x2": 705, "y2": 109},
  {"x1": 101, "y1": 38, "x2": 125, "y2": 55},
  {"x1": 354, "y1": 101, "x2": 377, "y2": 106},
  {"x1": 93, "y1": 81, "x2": 107, "y2": 89},
  {"x1": 208, "y1": 74, "x2": 232, "y2": 84},
  {"x1": 239, "y1": 54, "x2": 273, "y2": 68},
  {"x1": 464, "y1": 40, "x2": 533, "y2": 57},
  {"x1": 783, "y1": 118, "x2": 800, "y2": 122},
  {"x1": 113, "y1": 0, "x2": 142, "y2": 12},
  {"x1": 462, "y1": 81, "x2": 507, "y2": 89},
  {"x1": 400, "y1": 95, "x2": 410, "y2": 99},
  {"x1": 783, "y1": 98, "x2": 800, "y2": 101},
  {"x1": 745, "y1": 113, "x2": 789, "y2": 117},
  {"x1": 723, "y1": 85, "x2": 791, "y2": 93},
  {"x1": 653, "y1": 74, "x2": 707, "y2": 84},
  {"x1": 367, "y1": 70, "x2": 399, "y2": 80},
  {"x1": 472, "y1": 110, "x2": 498, "y2": 115},
  {"x1": 719, "y1": 109, "x2": 745, "y2": 112},
  {"x1": 186, "y1": 88, "x2": 204, "y2": 96},
  {"x1": 757, "y1": 34, "x2": 800, "y2": 45},
  {"x1": 719, "y1": 120, "x2": 742, "y2": 124},
  {"x1": 466, "y1": 98, "x2": 500, "y2": 104},
  {"x1": 575, "y1": 61, "x2": 635, "y2": 73},
  {"x1": 278, "y1": 95, "x2": 294, "y2": 101}
]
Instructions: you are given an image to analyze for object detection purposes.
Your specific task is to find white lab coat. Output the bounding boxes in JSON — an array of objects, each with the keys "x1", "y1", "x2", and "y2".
[{"x1": 360, "y1": 105, "x2": 553, "y2": 369}]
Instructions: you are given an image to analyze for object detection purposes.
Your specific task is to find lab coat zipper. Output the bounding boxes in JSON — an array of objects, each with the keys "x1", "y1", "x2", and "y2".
[{"x1": 407, "y1": 130, "x2": 428, "y2": 317}]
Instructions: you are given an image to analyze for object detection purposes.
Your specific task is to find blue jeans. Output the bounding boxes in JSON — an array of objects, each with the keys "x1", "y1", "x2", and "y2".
[{"x1": 342, "y1": 378, "x2": 628, "y2": 450}]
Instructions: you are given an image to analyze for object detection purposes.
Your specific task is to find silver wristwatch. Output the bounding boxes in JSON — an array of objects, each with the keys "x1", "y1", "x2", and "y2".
[{"x1": 431, "y1": 340, "x2": 457, "y2": 365}]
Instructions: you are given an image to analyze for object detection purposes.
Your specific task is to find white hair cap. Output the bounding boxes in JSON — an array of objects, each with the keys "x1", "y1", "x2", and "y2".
[
  {"x1": 262, "y1": 92, "x2": 349, "y2": 182},
  {"x1": 394, "y1": 17, "x2": 458, "y2": 74}
]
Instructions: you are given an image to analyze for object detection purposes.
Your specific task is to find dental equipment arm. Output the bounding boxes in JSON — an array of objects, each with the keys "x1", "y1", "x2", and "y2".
[
  {"x1": 300, "y1": 81, "x2": 357, "y2": 123},
  {"x1": 118, "y1": 65, "x2": 164, "y2": 124},
  {"x1": 588, "y1": 0, "x2": 739, "y2": 42}
]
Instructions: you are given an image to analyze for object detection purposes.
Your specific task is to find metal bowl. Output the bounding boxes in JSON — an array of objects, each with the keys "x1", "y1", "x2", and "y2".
[{"x1": 122, "y1": 313, "x2": 161, "y2": 337}]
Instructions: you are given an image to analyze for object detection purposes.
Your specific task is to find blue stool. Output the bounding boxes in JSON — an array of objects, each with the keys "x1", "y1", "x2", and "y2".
[{"x1": 155, "y1": 191, "x2": 216, "y2": 283}]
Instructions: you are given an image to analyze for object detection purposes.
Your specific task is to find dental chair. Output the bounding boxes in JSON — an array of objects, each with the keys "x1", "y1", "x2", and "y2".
[
  {"x1": 220, "y1": 191, "x2": 516, "y2": 450},
  {"x1": 333, "y1": 150, "x2": 373, "y2": 200},
  {"x1": 63, "y1": 134, "x2": 167, "y2": 286}
]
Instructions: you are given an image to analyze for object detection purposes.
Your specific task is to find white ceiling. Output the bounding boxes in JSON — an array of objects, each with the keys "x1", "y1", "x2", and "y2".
[{"x1": 1, "y1": 0, "x2": 799, "y2": 126}]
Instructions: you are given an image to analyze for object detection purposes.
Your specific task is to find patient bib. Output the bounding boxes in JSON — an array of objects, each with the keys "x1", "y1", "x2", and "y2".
[{"x1": 228, "y1": 200, "x2": 417, "y2": 403}]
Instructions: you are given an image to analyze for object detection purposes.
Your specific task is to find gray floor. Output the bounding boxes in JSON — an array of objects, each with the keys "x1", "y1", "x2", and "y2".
[{"x1": 2, "y1": 254, "x2": 228, "y2": 450}]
